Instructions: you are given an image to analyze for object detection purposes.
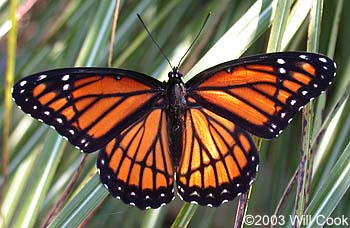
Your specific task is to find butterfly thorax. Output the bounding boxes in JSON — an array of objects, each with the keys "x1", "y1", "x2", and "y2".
[{"x1": 165, "y1": 67, "x2": 187, "y2": 167}]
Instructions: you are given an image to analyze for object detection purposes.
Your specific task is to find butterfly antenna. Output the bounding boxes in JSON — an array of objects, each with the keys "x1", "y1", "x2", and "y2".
[
  {"x1": 137, "y1": 14, "x2": 173, "y2": 69},
  {"x1": 177, "y1": 12, "x2": 211, "y2": 68}
]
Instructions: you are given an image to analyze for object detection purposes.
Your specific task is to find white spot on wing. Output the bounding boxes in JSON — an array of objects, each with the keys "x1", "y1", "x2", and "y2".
[
  {"x1": 221, "y1": 189, "x2": 229, "y2": 194},
  {"x1": 190, "y1": 191, "x2": 199, "y2": 196},
  {"x1": 37, "y1": 75, "x2": 47, "y2": 81},
  {"x1": 319, "y1": 57, "x2": 327, "y2": 63},
  {"x1": 20, "y1": 81, "x2": 27, "y2": 86},
  {"x1": 299, "y1": 55, "x2": 308, "y2": 60},
  {"x1": 62, "y1": 74, "x2": 70, "y2": 81},
  {"x1": 63, "y1": 84, "x2": 70, "y2": 91},
  {"x1": 277, "y1": 58, "x2": 285, "y2": 64},
  {"x1": 279, "y1": 68, "x2": 286, "y2": 74}
]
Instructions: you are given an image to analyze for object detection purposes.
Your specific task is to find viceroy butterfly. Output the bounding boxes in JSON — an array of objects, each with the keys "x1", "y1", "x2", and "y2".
[{"x1": 12, "y1": 52, "x2": 336, "y2": 209}]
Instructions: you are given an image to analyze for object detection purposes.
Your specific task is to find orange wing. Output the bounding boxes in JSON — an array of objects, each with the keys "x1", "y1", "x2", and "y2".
[
  {"x1": 176, "y1": 107, "x2": 258, "y2": 207},
  {"x1": 97, "y1": 108, "x2": 174, "y2": 209},
  {"x1": 12, "y1": 68, "x2": 165, "y2": 152},
  {"x1": 186, "y1": 52, "x2": 336, "y2": 138}
]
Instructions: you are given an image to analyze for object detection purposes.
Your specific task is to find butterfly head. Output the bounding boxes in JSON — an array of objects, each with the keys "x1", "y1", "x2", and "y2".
[{"x1": 168, "y1": 67, "x2": 183, "y2": 79}]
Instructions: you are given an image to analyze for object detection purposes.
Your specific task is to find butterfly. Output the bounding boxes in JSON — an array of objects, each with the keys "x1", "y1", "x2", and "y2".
[{"x1": 12, "y1": 52, "x2": 336, "y2": 209}]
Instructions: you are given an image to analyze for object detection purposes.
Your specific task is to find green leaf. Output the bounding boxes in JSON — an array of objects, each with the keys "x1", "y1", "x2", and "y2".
[{"x1": 305, "y1": 142, "x2": 350, "y2": 228}]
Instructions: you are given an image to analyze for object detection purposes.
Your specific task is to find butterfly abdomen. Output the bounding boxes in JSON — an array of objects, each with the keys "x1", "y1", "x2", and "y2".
[{"x1": 165, "y1": 68, "x2": 187, "y2": 166}]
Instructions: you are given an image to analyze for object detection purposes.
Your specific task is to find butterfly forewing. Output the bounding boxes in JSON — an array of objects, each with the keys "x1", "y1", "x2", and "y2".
[
  {"x1": 186, "y1": 52, "x2": 336, "y2": 139},
  {"x1": 97, "y1": 108, "x2": 174, "y2": 209},
  {"x1": 12, "y1": 68, "x2": 165, "y2": 152}
]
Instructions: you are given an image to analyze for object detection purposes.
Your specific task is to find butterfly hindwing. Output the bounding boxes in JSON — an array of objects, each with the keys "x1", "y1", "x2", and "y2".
[
  {"x1": 97, "y1": 108, "x2": 174, "y2": 209},
  {"x1": 12, "y1": 68, "x2": 165, "y2": 152},
  {"x1": 186, "y1": 52, "x2": 336, "y2": 139},
  {"x1": 176, "y1": 107, "x2": 259, "y2": 207}
]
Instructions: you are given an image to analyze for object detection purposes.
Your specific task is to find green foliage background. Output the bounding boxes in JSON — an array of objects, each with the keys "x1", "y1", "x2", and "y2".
[{"x1": 0, "y1": 0, "x2": 349, "y2": 227}]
